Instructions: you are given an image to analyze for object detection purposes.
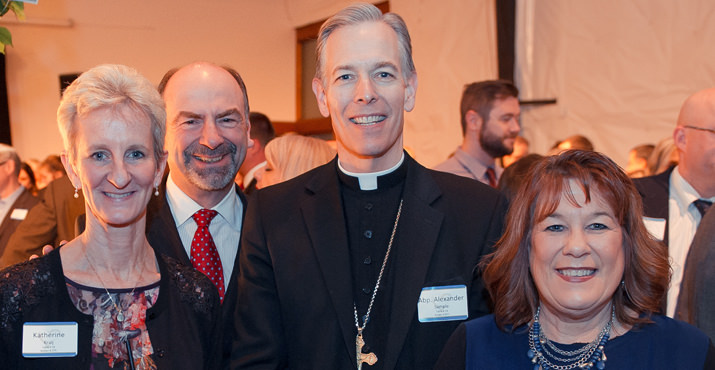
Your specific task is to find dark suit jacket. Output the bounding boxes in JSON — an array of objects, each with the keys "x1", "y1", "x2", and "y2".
[
  {"x1": 146, "y1": 179, "x2": 246, "y2": 367},
  {"x1": 0, "y1": 176, "x2": 84, "y2": 268},
  {"x1": 243, "y1": 177, "x2": 257, "y2": 196},
  {"x1": 233, "y1": 154, "x2": 506, "y2": 370},
  {"x1": 676, "y1": 207, "x2": 715, "y2": 341},
  {"x1": 0, "y1": 187, "x2": 39, "y2": 256},
  {"x1": 633, "y1": 166, "x2": 674, "y2": 246}
]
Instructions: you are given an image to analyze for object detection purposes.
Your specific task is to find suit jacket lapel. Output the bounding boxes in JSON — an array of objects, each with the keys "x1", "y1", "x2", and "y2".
[
  {"x1": 146, "y1": 179, "x2": 190, "y2": 265},
  {"x1": 637, "y1": 167, "x2": 672, "y2": 246},
  {"x1": 383, "y1": 157, "x2": 444, "y2": 369},
  {"x1": 300, "y1": 160, "x2": 357, "y2": 360},
  {"x1": 225, "y1": 188, "x2": 247, "y2": 296}
]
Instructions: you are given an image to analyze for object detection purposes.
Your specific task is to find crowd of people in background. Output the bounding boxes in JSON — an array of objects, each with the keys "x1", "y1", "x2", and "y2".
[{"x1": 0, "y1": 2, "x2": 713, "y2": 369}]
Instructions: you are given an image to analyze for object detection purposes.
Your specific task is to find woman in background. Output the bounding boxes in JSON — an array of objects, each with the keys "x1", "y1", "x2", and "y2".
[
  {"x1": 255, "y1": 134, "x2": 335, "y2": 189},
  {"x1": 18, "y1": 161, "x2": 38, "y2": 195},
  {"x1": 435, "y1": 150, "x2": 714, "y2": 369}
]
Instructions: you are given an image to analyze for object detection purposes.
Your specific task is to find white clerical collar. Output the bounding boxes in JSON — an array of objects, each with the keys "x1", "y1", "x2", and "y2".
[{"x1": 337, "y1": 153, "x2": 405, "y2": 191}]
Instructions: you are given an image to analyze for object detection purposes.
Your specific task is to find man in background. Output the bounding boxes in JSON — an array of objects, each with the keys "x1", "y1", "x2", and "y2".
[
  {"x1": 635, "y1": 87, "x2": 715, "y2": 318},
  {"x1": 0, "y1": 144, "x2": 38, "y2": 254},
  {"x1": 434, "y1": 80, "x2": 520, "y2": 187},
  {"x1": 237, "y1": 111, "x2": 275, "y2": 195}
]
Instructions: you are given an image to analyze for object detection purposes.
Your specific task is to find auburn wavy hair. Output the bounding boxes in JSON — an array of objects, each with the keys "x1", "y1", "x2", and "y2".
[{"x1": 482, "y1": 150, "x2": 670, "y2": 330}]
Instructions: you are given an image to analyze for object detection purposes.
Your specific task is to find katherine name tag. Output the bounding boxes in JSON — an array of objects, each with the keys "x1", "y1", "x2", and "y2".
[
  {"x1": 417, "y1": 285, "x2": 468, "y2": 323},
  {"x1": 22, "y1": 322, "x2": 78, "y2": 358}
]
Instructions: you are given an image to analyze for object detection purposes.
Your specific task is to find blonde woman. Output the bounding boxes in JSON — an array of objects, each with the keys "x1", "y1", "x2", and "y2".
[
  {"x1": 0, "y1": 65, "x2": 221, "y2": 369},
  {"x1": 255, "y1": 134, "x2": 335, "y2": 189}
]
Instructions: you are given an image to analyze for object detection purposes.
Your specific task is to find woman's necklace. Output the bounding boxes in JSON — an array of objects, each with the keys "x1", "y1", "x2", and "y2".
[
  {"x1": 527, "y1": 306, "x2": 614, "y2": 370},
  {"x1": 83, "y1": 247, "x2": 149, "y2": 323}
]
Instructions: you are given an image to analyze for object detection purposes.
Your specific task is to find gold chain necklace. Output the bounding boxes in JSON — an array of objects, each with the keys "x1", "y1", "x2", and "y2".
[{"x1": 83, "y1": 246, "x2": 149, "y2": 323}]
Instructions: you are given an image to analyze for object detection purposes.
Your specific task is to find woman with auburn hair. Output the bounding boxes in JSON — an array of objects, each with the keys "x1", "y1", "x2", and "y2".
[
  {"x1": 255, "y1": 134, "x2": 335, "y2": 189},
  {"x1": 435, "y1": 150, "x2": 715, "y2": 369}
]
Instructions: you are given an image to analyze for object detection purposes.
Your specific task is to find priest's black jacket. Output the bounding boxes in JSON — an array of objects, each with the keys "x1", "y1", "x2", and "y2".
[{"x1": 232, "y1": 154, "x2": 506, "y2": 370}]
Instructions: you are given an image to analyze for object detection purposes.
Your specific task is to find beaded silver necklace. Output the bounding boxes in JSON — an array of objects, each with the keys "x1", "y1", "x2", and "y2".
[{"x1": 527, "y1": 306, "x2": 614, "y2": 370}]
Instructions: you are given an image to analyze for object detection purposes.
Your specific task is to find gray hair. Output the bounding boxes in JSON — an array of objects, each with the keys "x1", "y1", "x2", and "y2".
[
  {"x1": 57, "y1": 64, "x2": 166, "y2": 165},
  {"x1": 0, "y1": 143, "x2": 21, "y2": 177},
  {"x1": 314, "y1": 2, "x2": 415, "y2": 82}
]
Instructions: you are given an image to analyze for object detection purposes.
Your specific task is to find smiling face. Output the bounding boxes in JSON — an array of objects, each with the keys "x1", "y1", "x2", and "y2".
[
  {"x1": 312, "y1": 21, "x2": 417, "y2": 172},
  {"x1": 65, "y1": 105, "x2": 165, "y2": 227},
  {"x1": 163, "y1": 63, "x2": 252, "y2": 207},
  {"x1": 530, "y1": 180, "x2": 624, "y2": 321}
]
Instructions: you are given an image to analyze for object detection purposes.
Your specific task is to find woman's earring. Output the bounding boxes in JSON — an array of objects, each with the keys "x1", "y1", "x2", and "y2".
[
  {"x1": 73, "y1": 187, "x2": 79, "y2": 199},
  {"x1": 154, "y1": 185, "x2": 159, "y2": 197}
]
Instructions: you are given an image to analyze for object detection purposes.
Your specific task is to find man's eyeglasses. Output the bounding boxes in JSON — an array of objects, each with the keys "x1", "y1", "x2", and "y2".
[{"x1": 683, "y1": 125, "x2": 715, "y2": 135}]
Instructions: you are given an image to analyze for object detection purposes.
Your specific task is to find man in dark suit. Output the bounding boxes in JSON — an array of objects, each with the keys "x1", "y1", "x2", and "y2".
[
  {"x1": 0, "y1": 175, "x2": 84, "y2": 268},
  {"x1": 232, "y1": 4, "x2": 505, "y2": 369},
  {"x1": 634, "y1": 87, "x2": 715, "y2": 317},
  {"x1": 237, "y1": 112, "x2": 275, "y2": 195},
  {"x1": 676, "y1": 207, "x2": 715, "y2": 341},
  {"x1": 0, "y1": 144, "x2": 39, "y2": 256},
  {"x1": 152, "y1": 62, "x2": 252, "y2": 366}
]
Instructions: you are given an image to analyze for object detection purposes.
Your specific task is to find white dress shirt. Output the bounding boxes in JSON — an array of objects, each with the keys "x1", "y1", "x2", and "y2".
[
  {"x1": 165, "y1": 174, "x2": 243, "y2": 285},
  {"x1": 666, "y1": 167, "x2": 715, "y2": 317}
]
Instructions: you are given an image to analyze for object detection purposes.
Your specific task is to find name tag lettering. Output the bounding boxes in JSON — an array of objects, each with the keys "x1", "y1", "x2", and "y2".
[
  {"x1": 22, "y1": 322, "x2": 78, "y2": 358},
  {"x1": 417, "y1": 285, "x2": 468, "y2": 323}
]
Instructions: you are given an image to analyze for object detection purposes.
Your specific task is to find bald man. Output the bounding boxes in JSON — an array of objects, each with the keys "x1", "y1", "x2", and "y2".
[
  {"x1": 634, "y1": 87, "x2": 715, "y2": 318},
  {"x1": 148, "y1": 62, "x2": 252, "y2": 366}
]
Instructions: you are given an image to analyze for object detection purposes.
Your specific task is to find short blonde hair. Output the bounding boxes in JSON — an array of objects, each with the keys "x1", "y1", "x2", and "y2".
[
  {"x1": 264, "y1": 134, "x2": 335, "y2": 183},
  {"x1": 57, "y1": 64, "x2": 166, "y2": 165}
]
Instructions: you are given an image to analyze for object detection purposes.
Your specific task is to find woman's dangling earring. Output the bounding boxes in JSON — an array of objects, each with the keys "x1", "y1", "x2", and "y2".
[
  {"x1": 154, "y1": 184, "x2": 159, "y2": 197},
  {"x1": 74, "y1": 187, "x2": 79, "y2": 199}
]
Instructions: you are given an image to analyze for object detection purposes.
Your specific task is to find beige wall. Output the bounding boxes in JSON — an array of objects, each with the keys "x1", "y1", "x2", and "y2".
[{"x1": 2, "y1": 0, "x2": 496, "y2": 167}]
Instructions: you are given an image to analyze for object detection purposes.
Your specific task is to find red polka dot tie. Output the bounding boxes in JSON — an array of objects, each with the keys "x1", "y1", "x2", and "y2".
[{"x1": 190, "y1": 209, "x2": 225, "y2": 302}]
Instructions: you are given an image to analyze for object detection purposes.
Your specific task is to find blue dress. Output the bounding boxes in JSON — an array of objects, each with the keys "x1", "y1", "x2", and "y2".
[{"x1": 434, "y1": 314, "x2": 715, "y2": 369}]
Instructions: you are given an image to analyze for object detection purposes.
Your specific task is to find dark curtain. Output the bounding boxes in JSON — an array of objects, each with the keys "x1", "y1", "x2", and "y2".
[
  {"x1": 0, "y1": 53, "x2": 10, "y2": 145},
  {"x1": 496, "y1": 0, "x2": 516, "y2": 82}
]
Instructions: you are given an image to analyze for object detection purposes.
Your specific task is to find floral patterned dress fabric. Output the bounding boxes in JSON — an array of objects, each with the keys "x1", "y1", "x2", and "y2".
[{"x1": 66, "y1": 278, "x2": 160, "y2": 369}]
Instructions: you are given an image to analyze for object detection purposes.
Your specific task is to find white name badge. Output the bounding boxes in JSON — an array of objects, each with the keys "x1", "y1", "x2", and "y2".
[
  {"x1": 22, "y1": 322, "x2": 78, "y2": 358},
  {"x1": 643, "y1": 217, "x2": 666, "y2": 241},
  {"x1": 10, "y1": 208, "x2": 28, "y2": 221},
  {"x1": 417, "y1": 285, "x2": 468, "y2": 323}
]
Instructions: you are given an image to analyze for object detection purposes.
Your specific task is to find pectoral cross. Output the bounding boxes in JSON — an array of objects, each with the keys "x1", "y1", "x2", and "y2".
[{"x1": 356, "y1": 331, "x2": 377, "y2": 370}]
